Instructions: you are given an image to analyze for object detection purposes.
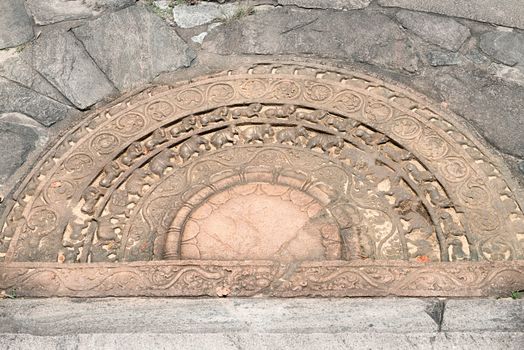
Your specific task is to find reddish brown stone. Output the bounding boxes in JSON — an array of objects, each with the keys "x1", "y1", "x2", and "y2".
[{"x1": 1, "y1": 62, "x2": 523, "y2": 297}]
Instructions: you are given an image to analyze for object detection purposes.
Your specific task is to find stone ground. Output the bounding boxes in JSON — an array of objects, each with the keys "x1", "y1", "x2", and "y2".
[
  {"x1": 1, "y1": 298, "x2": 523, "y2": 349},
  {"x1": 1, "y1": 1, "x2": 524, "y2": 348}
]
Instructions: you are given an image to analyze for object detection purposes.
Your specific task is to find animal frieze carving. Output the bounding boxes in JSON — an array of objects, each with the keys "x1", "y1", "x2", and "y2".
[{"x1": 0, "y1": 62, "x2": 522, "y2": 298}]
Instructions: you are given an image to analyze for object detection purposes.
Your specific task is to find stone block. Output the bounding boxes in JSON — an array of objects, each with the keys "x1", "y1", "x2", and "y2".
[
  {"x1": 442, "y1": 299, "x2": 524, "y2": 332},
  {"x1": 73, "y1": 5, "x2": 196, "y2": 91},
  {"x1": 173, "y1": 1, "x2": 237, "y2": 28},
  {"x1": 489, "y1": 63, "x2": 524, "y2": 87},
  {"x1": 0, "y1": 0, "x2": 34, "y2": 49},
  {"x1": 23, "y1": 29, "x2": 117, "y2": 109},
  {"x1": 2, "y1": 331, "x2": 524, "y2": 350},
  {"x1": 428, "y1": 69, "x2": 524, "y2": 157},
  {"x1": 396, "y1": 10, "x2": 470, "y2": 51},
  {"x1": 378, "y1": 0, "x2": 524, "y2": 30},
  {"x1": 0, "y1": 77, "x2": 74, "y2": 126},
  {"x1": 0, "y1": 298, "x2": 440, "y2": 335},
  {"x1": 1, "y1": 298, "x2": 523, "y2": 349},
  {"x1": 0, "y1": 49, "x2": 70, "y2": 105},
  {"x1": 25, "y1": 0, "x2": 136, "y2": 25},
  {"x1": 480, "y1": 31, "x2": 524, "y2": 67},
  {"x1": 0, "y1": 113, "x2": 48, "y2": 194},
  {"x1": 204, "y1": 7, "x2": 420, "y2": 73}
]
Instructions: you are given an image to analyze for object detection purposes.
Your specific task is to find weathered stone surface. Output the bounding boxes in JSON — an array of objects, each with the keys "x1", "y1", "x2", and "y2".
[
  {"x1": 0, "y1": 49, "x2": 70, "y2": 105},
  {"x1": 442, "y1": 299, "x2": 524, "y2": 332},
  {"x1": 1, "y1": 298, "x2": 523, "y2": 350},
  {"x1": 427, "y1": 68, "x2": 524, "y2": 157},
  {"x1": 73, "y1": 5, "x2": 196, "y2": 91},
  {"x1": 0, "y1": 113, "x2": 47, "y2": 194},
  {"x1": 426, "y1": 51, "x2": 462, "y2": 66},
  {"x1": 0, "y1": 298, "x2": 440, "y2": 334},
  {"x1": 396, "y1": 10, "x2": 470, "y2": 51},
  {"x1": 0, "y1": 77, "x2": 74, "y2": 126},
  {"x1": 191, "y1": 32, "x2": 208, "y2": 44},
  {"x1": 173, "y1": 1, "x2": 237, "y2": 28},
  {"x1": 489, "y1": 63, "x2": 524, "y2": 87},
  {"x1": 464, "y1": 48, "x2": 491, "y2": 66},
  {"x1": 479, "y1": 31, "x2": 524, "y2": 66},
  {"x1": 25, "y1": 0, "x2": 136, "y2": 25},
  {"x1": 378, "y1": 0, "x2": 524, "y2": 30},
  {"x1": 22, "y1": 332, "x2": 524, "y2": 350},
  {"x1": 432, "y1": 332, "x2": 524, "y2": 350},
  {"x1": 204, "y1": 8, "x2": 420, "y2": 72},
  {"x1": 0, "y1": 329, "x2": 524, "y2": 350},
  {"x1": 2, "y1": 332, "x2": 523, "y2": 350},
  {"x1": 0, "y1": 0, "x2": 34, "y2": 49},
  {"x1": 23, "y1": 29, "x2": 116, "y2": 109},
  {"x1": 278, "y1": 0, "x2": 371, "y2": 10}
]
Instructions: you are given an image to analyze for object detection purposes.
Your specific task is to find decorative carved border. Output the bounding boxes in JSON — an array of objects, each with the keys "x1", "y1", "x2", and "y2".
[
  {"x1": 1, "y1": 62, "x2": 523, "y2": 298},
  {"x1": 1, "y1": 261, "x2": 523, "y2": 297}
]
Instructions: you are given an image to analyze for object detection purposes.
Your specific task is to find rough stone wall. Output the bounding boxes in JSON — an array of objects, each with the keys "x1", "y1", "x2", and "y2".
[{"x1": 0, "y1": 0, "x2": 523, "y2": 212}]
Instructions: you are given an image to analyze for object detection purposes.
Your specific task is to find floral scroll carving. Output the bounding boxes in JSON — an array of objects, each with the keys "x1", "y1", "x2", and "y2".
[{"x1": 0, "y1": 62, "x2": 523, "y2": 297}]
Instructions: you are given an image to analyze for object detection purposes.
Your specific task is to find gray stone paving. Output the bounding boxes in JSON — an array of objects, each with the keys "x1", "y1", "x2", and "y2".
[
  {"x1": 0, "y1": 115, "x2": 46, "y2": 193},
  {"x1": 25, "y1": 29, "x2": 117, "y2": 109},
  {"x1": 3, "y1": 332, "x2": 524, "y2": 350},
  {"x1": 1, "y1": 298, "x2": 523, "y2": 349},
  {"x1": 479, "y1": 31, "x2": 524, "y2": 67},
  {"x1": 0, "y1": 77, "x2": 74, "y2": 126},
  {"x1": 395, "y1": 10, "x2": 470, "y2": 51},
  {"x1": 378, "y1": 0, "x2": 524, "y2": 30},
  {"x1": 172, "y1": 1, "x2": 237, "y2": 28},
  {"x1": 277, "y1": 0, "x2": 371, "y2": 10},
  {"x1": 0, "y1": 50, "x2": 70, "y2": 105},
  {"x1": 204, "y1": 8, "x2": 420, "y2": 72},
  {"x1": 442, "y1": 299, "x2": 524, "y2": 332},
  {"x1": 25, "y1": 0, "x2": 135, "y2": 25},
  {"x1": 0, "y1": 0, "x2": 34, "y2": 49},
  {"x1": 73, "y1": 5, "x2": 195, "y2": 91}
]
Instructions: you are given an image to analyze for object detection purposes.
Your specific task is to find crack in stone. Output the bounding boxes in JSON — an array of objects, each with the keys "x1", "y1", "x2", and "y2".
[
  {"x1": 0, "y1": 75, "x2": 74, "y2": 126},
  {"x1": 2, "y1": 48, "x2": 75, "y2": 108},
  {"x1": 425, "y1": 299, "x2": 446, "y2": 332},
  {"x1": 280, "y1": 17, "x2": 319, "y2": 35},
  {"x1": 69, "y1": 28, "x2": 119, "y2": 94}
]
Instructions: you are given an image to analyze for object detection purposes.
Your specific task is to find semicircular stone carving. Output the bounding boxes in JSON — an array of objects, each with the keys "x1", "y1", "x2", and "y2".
[{"x1": 1, "y1": 62, "x2": 523, "y2": 297}]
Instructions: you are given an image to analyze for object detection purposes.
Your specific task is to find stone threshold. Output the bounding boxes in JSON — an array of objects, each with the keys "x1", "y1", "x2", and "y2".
[{"x1": 1, "y1": 298, "x2": 523, "y2": 349}]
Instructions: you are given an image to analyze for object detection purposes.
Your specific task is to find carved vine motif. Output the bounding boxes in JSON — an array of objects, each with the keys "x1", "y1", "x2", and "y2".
[
  {"x1": 0, "y1": 62, "x2": 523, "y2": 296},
  {"x1": 0, "y1": 261, "x2": 522, "y2": 297}
]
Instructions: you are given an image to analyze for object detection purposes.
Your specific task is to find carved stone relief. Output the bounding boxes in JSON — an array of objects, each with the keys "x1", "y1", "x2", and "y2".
[{"x1": 0, "y1": 62, "x2": 523, "y2": 297}]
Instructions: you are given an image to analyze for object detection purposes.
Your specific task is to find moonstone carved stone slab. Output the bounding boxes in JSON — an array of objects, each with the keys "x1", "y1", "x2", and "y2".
[{"x1": 0, "y1": 62, "x2": 523, "y2": 297}]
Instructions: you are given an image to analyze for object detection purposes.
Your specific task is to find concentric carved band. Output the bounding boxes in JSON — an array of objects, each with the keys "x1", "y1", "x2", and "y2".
[{"x1": 0, "y1": 61, "x2": 523, "y2": 297}]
